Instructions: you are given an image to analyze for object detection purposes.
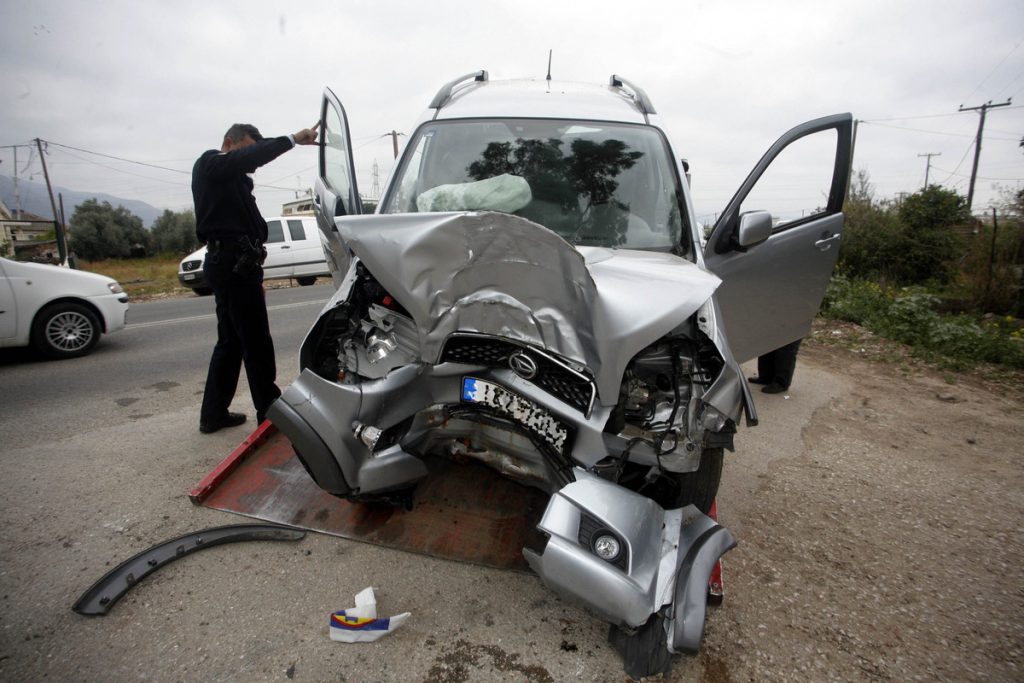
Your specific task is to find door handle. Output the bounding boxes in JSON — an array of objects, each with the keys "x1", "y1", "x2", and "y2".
[
  {"x1": 814, "y1": 234, "x2": 841, "y2": 251},
  {"x1": 281, "y1": 245, "x2": 291, "y2": 249}
]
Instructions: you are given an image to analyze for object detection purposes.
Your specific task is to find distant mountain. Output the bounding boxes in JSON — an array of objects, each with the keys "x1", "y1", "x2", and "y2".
[{"x1": 0, "y1": 175, "x2": 164, "y2": 228}]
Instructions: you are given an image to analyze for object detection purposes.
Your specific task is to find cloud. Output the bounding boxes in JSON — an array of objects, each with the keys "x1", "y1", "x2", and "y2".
[{"x1": 1, "y1": 0, "x2": 1021, "y2": 219}]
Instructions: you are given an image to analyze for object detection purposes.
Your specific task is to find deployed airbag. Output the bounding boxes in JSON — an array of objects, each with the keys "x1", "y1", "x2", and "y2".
[{"x1": 416, "y1": 173, "x2": 532, "y2": 213}]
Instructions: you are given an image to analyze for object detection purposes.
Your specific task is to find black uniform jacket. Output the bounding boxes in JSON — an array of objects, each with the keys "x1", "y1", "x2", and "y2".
[{"x1": 192, "y1": 136, "x2": 293, "y2": 243}]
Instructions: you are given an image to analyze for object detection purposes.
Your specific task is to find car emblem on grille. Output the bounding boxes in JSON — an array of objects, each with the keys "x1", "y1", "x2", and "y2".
[{"x1": 508, "y1": 351, "x2": 538, "y2": 380}]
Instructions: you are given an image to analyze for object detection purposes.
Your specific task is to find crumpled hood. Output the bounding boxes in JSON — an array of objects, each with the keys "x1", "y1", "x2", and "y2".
[{"x1": 333, "y1": 211, "x2": 721, "y2": 404}]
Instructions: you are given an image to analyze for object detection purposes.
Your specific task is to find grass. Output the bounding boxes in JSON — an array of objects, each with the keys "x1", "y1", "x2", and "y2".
[
  {"x1": 78, "y1": 254, "x2": 192, "y2": 298},
  {"x1": 822, "y1": 275, "x2": 1024, "y2": 370}
]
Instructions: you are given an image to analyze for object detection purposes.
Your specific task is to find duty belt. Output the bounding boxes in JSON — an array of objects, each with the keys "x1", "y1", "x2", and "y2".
[{"x1": 206, "y1": 237, "x2": 261, "y2": 253}]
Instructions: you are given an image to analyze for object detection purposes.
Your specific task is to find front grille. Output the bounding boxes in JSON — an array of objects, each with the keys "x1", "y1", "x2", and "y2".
[
  {"x1": 441, "y1": 334, "x2": 595, "y2": 416},
  {"x1": 181, "y1": 260, "x2": 202, "y2": 272}
]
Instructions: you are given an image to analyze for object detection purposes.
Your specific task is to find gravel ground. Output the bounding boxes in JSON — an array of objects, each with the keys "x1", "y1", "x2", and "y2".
[{"x1": 0, "y1": 321, "x2": 1021, "y2": 682}]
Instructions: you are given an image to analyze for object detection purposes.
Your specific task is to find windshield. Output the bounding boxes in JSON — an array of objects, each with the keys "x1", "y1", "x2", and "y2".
[{"x1": 382, "y1": 119, "x2": 688, "y2": 253}]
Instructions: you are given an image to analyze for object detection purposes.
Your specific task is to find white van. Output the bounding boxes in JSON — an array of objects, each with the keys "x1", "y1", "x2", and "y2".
[{"x1": 177, "y1": 216, "x2": 329, "y2": 294}]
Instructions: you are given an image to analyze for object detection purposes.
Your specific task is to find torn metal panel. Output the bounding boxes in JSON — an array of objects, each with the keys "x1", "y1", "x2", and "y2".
[{"x1": 328, "y1": 211, "x2": 721, "y2": 405}]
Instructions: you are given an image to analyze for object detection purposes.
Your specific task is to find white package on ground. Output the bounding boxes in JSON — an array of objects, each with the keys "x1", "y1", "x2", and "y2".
[{"x1": 328, "y1": 587, "x2": 411, "y2": 643}]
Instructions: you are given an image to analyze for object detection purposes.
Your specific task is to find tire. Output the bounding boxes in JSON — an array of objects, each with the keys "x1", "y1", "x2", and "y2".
[
  {"x1": 296, "y1": 276, "x2": 317, "y2": 286},
  {"x1": 193, "y1": 287, "x2": 213, "y2": 296},
  {"x1": 31, "y1": 302, "x2": 101, "y2": 359},
  {"x1": 608, "y1": 612, "x2": 674, "y2": 679},
  {"x1": 625, "y1": 447, "x2": 723, "y2": 513},
  {"x1": 666, "y1": 447, "x2": 723, "y2": 513}
]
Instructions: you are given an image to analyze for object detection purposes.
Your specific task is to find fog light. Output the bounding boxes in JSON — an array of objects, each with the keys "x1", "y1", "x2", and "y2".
[
  {"x1": 366, "y1": 329, "x2": 398, "y2": 364},
  {"x1": 352, "y1": 422, "x2": 382, "y2": 451},
  {"x1": 593, "y1": 534, "x2": 621, "y2": 561}
]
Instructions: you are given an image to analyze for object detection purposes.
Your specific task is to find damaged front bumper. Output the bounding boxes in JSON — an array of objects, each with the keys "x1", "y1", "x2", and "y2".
[
  {"x1": 524, "y1": 469, "x2": 736, "y2": 654},
  {"x1": 270, "y1": 369, "x2": 736, "y2": 656}
]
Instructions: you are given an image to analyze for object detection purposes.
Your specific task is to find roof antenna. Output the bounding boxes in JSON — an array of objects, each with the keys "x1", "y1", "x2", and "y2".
[{"x1": 546, "y1": 49, "x2": 552, "y2": 82}]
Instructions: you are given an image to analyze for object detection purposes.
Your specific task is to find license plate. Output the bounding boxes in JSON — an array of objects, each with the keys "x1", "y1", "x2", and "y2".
[
  {"x1": 461, "y1": 377, "x2": 568, "y2": 453},
  {"x1": 183, "y1": 273, "x2": 196, "y2": 281}
]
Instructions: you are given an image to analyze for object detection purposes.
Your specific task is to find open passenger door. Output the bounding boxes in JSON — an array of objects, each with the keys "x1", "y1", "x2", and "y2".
[
  {"x1": 316, "y1": 88, "x2": 362, "y2": 283},
  {"x1": 703, "y1": 114, "x2": 853, "y2": 363}
]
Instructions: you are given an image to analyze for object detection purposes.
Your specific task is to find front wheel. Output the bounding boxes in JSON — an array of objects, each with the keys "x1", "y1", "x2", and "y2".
[
  {"x1": 623, "y1": 448, "x2": 723, "y2": 513},
  {"x1": 32, "y1": 302, "x2": 101, "y2": 359}
]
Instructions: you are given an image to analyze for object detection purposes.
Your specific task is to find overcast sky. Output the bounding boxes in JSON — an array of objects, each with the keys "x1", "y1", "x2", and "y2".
[{"x1": 2, "y1": 0, "x2": 1023, "y2": 224}]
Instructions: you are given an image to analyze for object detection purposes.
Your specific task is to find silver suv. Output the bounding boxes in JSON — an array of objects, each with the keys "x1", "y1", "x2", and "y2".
[{"x1": 269, "y1": 71, "x2": 852, "y2": 677}]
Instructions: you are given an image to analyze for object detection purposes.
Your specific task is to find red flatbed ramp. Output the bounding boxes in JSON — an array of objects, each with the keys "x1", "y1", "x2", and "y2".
[{"x1": 190, "y1": 422, "x2": 548, "y2": 571}]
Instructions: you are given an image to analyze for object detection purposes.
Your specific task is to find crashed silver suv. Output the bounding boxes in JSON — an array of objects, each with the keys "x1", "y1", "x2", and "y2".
[{"x1": 269, "y1": 71, "x2": 852, "y2": 677}]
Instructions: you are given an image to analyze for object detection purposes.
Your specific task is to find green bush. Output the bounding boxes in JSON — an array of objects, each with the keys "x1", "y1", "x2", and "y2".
[{"x1": 823, "y1": 275, "x2": 1024, "y2": 369}]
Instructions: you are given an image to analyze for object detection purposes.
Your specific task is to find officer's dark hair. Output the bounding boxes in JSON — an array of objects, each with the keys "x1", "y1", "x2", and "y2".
[{"x1": 224, "y1": 123, "x2": 263, "y2": 143}]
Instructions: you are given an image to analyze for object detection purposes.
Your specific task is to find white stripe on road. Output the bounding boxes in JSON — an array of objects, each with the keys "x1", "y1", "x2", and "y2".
[{"x1": 125, "y1": 299, "x2": 324, "y2": 330}]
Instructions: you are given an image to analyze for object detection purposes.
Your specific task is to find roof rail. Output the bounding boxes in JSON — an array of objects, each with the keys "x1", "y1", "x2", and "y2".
[
  {"x1": 429, "y1": 70, "x2": 489, "y2": 109},
  {"x1": 609, "y1": 74, "x2": 657, "y2": 117}
]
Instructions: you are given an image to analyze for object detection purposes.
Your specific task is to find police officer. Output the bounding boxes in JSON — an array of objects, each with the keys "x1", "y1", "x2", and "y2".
[{"x1": 193, "y1": 121, "x2": 319, "y2": 433}]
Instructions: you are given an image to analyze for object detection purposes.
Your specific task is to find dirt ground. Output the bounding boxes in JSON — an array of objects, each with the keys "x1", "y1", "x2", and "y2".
[
  {"x1": 0, "y1": 319, "x2": 1021, "y2": 682},
  {"x1": 700, "y1": 321, "x2": 1024, "y2": 682}
]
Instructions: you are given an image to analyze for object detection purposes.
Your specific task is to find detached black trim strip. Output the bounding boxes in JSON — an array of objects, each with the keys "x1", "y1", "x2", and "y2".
[{"x1": 71, "y1": 524, "x2": 305, "y2": 616}]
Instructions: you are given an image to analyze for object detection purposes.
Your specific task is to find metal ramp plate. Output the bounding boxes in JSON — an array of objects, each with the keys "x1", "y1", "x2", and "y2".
[{"x1": 189, "y1": 423, "x2": 547, "y2": 570}]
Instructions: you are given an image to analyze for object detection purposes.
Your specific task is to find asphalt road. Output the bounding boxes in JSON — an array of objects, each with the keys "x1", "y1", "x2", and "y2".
[{"x1": 0, "y1": 283, "x2": 333, "y2": 450}]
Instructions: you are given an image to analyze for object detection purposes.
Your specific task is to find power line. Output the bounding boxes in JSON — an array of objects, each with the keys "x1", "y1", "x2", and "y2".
[
  {"x1": 930, "y1": 165, "x2": 1023, "y2": 182},
  {"x1": 860, "y1": 120, "x2": 1019, "y2": 141},
  {"x1": 935, "y1": 139, "x2": 977, "y2": 185},
  {"x1": 41, "y1": 139, "x2": 305, "y2": 192},
  {"x1": 962, "y1": 38, "x2": 1024, "y2": 103},
  {"x1": 860, "y1": 112, "x2": 971, "y2": 123},
  {"x1": 44, "y1": 140, "x2": 191, "y2": 175}
]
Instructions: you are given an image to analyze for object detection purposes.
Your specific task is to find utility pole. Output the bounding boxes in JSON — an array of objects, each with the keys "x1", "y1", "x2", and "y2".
[
  {"x1": 845, "y1": 119, "x2": 859, "y2": 203},
  {"x1": 13, "y1": 146, "x2": 20, "y2": 218},
  {"x1": 1, "y1": 143, "x2": 32, "y2": 218},
  {"x1": 958, "y1": 98, "x2": 1012, "y2": 211},
  {"x1": 917, "y1": 152, "x2": 941, "y2": 189},
  {"x1": 34, "y1": 138, "x2": 68, "y2": 264},
  {"x1": 386, "y1": 130, "x2": 404, "y2": 159}
]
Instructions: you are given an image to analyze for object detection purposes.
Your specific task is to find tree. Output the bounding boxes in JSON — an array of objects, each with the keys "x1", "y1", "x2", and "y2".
[
  {"x1": 68, "y1": 199, "x2": 149, "y2": 260},
  {"x1": 894, "y1": 185, "x2": 970, "y2": 284},
  {"x1": 150, "y1": 209, "x2": 198, "y2": 254},
  {"x1": 839, "y1": 170, "x2": 904, "y2": 281},
  {"x1": 839, "y1": 174, "x2": 973, "y2": 286}
]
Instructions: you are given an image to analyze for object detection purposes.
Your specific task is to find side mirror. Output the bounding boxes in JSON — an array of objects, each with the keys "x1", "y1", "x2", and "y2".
[{"x1": 736, "y1": 210, "x2": 773, "y2": 248}]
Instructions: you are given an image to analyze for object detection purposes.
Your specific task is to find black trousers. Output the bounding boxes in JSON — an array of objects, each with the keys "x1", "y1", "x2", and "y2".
[
  {"x1": 756, "y1": 339, "x2": 803, "y2": 390},
  {"x1": 199, "y1": 250, "x2": 280, "y2": 423}
]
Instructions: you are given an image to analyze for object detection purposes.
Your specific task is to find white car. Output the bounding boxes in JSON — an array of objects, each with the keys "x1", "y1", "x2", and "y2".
[
  {"x1": 178, "y1": 215, "x2": 329, "y2": 295},
  {"x1": 0, "y1": 257, "x2": 130, "y2": 359}
]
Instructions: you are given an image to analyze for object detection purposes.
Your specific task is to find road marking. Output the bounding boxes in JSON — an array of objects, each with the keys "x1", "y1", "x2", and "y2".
[{"x1": 125, "y1": 299, "x2": 325, "y2": 330}]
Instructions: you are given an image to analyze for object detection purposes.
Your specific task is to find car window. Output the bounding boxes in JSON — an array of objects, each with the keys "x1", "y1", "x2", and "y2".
[
  {"x1": 383, "y1": 118, "x2": 688, "y2": 253},
  {"x1": 287, "y1": 220, "x2": 306, "y2": 241},
  {"x1": 740, "y1": 129, "x2": 838, "y2": 231},
  {"x1": 324, "y1": 103, "x2": 355, "y2": 215},
  {"x1": 266, "y1": 220, "x2": 284, "y2": 244}
]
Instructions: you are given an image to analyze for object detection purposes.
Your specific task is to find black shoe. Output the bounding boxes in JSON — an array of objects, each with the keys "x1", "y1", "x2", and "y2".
[
  {"x1": 748, "y1": 376, "x2": 770, "y2": 385},
  {"x1": 199, "y1": 412, "x2": 247, "y2": 434},
  {"x1": 761, "y1": 383, "x2": 788, "y2": 394}
]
